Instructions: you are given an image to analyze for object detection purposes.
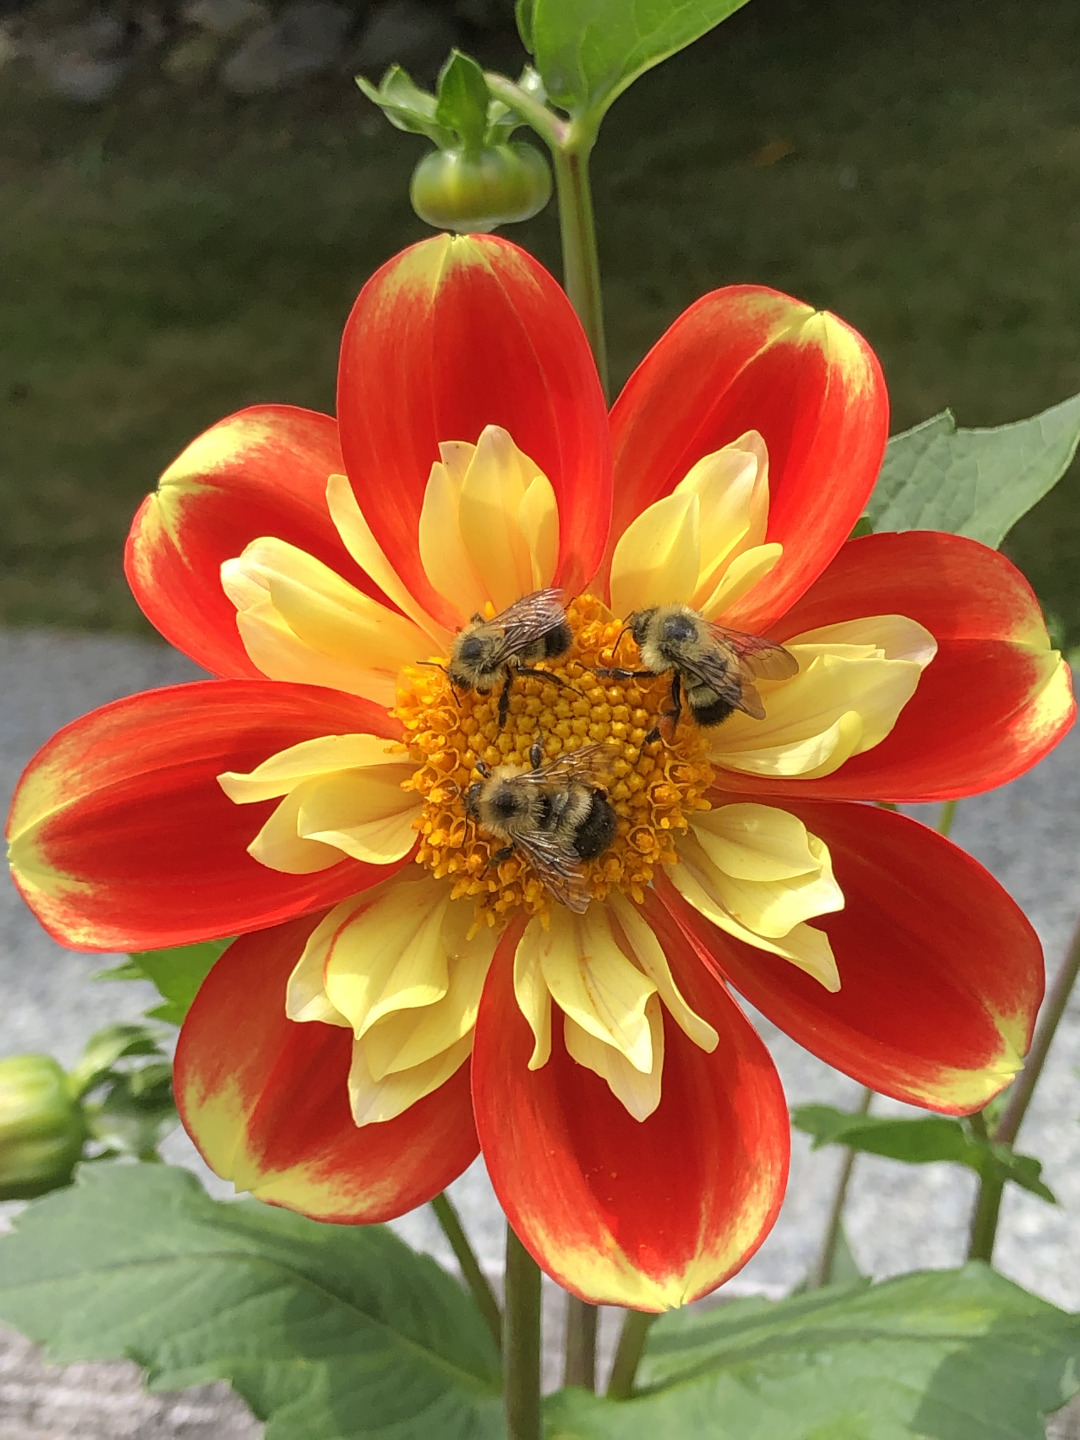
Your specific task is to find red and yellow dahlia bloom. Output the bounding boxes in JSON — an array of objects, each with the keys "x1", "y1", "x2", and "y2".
[{"x1": 7, "y1": 235, "x2": 1073, "y2": 1310}]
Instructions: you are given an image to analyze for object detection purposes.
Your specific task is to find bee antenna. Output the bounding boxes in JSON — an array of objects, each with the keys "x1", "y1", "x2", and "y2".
[
  {"x1": 610, "y1": 623, "x2": 633, "y2": 662},
  {"x1": 417, "y1": 659, "x2": 449, "y2": 676}
]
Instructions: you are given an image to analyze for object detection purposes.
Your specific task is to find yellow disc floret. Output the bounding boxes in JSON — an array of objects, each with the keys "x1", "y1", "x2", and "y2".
[{"x1": 392, "y1": 594, "x2": 715, "y2": 928}]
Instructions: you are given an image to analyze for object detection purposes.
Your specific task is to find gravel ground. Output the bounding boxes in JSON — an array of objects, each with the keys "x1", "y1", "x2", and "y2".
[{"x1": 1, "y1": 628, "x2": 1078, "y2": 1437}]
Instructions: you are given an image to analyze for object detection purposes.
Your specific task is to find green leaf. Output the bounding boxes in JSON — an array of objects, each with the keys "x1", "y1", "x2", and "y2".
[
  {"x1": 0, "y1": 1165, "x2": 501, "y2": 1440},
  {"x1": 869, "y1": 391, "x2": 1080, "y2": 547},
  {"x1": 526, "y1": 0, "x2": 750, "y2": 120},
  {"x1": 356, "y1": 65, "x2": 449, "y2": 146},
  {"x1": 545, "y1": 1266, "x2": 1080, "y2": 1440},
  {"x1": 435, "y1": 50, "x2": 491, "y2": 153},
  {"x1": 67, "y1": 1021, "x2": 165, "y2": 1097},
  {"x1": 98, "y1": 939, "x2": 229, "y2": 1026},
  {"x1": 516, "y1": 0, "x2": 535, "y2": 52},
  {"x1": 791, "y1": 1105, "x2": 1057, "y2": 1205}
]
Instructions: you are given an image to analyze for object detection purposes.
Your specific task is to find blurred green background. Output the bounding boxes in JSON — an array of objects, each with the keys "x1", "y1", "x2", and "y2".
[{"x1": 3, "y1": 0, "x2": 1080, "y2": 639}]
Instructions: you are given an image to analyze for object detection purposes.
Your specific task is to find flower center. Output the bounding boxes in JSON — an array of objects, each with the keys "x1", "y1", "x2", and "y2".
[{"x1": 393, "y1": 594, "x2": 716, "y2": 928}]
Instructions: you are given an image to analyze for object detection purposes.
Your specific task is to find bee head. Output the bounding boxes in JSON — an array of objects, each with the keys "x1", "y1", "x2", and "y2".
[
  {"x1": 457, "y1": 634, "x2": 485, "y2": 663},
  {"x1": 627, "y1": 609, "x2": 656, "y2": 647}
]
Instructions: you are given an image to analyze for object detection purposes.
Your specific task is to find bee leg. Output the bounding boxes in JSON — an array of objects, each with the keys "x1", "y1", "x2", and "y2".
[
  {"x1": 482, "y1": 843, "x2": 516, "y2": 876},
  {"x1": 596, "y1": 667, "x2": 658, "y2": 681},
  {"x1": 497, "y1": 674, "x2": 513, "y2": 729},
  {"x1": 515, "y1": 665, "x2": 584, "y2": 700},
  {"x1": 529, "y1": 737, "x2": 544, "y2": 770},
  {"x1": 646, "y1": 674, "x2": 682, "y2": 745}
]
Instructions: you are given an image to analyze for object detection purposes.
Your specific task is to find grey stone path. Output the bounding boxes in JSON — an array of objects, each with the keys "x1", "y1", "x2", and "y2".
[{"x1": 1, "y1": 629, "x2": 1078, "y2": 1436}]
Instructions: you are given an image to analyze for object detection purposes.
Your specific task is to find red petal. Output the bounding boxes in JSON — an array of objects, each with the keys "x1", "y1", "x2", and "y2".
[
  {"x1": 337, "y1": 235, "x2": 611, "y2": 621},
  {"x1": 126, "y1": 405, "x2": 377, "y2": 677},
  {"x1": 473, "y1": 905, "x2": 789, "y2": 1310},
  {"x1": 661, "y1": 798, "x2": 1043, "y2": 1113},
  {"x1": 7, "y1": 681, "x2": 404, "y2": 952},
  {"x1": 175, "y1": 914, "x2": 477, "y2": 1221},
  {"x1": 728, "y1": 531, "x2": 1075, "y2": 802},
  {"x1": 606, "y1": 286, "x2": 887, "y2": 628}
]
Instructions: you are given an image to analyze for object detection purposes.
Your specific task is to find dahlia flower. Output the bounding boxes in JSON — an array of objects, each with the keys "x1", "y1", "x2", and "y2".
[{"x1": 7, "y1": 235, "x2": 1073, "y2": 1309}]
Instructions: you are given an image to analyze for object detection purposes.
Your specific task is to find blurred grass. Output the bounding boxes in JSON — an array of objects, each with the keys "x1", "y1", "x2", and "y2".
[{"x1": 2, "y1": 0, "x2": 1080, "y2": 636}]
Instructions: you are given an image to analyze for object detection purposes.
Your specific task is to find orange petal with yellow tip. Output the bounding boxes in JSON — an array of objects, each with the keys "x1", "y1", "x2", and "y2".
[
  {"x1": 126, "y1": 404, "x2": 381, "y2": 678},
  {"x1": 661, "y1": 798, "x2": 1043, "y2": 1114},
  {"x1": 6, "y1": 680, "x2": 403, "y2": 952},
  {"x1": 606, "y1": 285, "x2": 887, "y2": 629},
  {"x1": 337, "y1": 233, "x2": 611, "y2": 626},
  {"x1": 175, "y1": 914, "x2": 478, "y2": 1222},
  {"x1": 473, "y1": 912, "x2": 788, "y2": 1310}
]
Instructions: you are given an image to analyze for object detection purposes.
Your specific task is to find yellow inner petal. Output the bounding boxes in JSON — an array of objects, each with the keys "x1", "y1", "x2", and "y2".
[
  {"x1": 288, "y1": 875, "x2": 497, "y2": 1125},
  {"x1": 671, "y1": 811, "x2": 842, "y2": 991},
  {"x1": 219, "y1": 734, "x2": 420, "y2": 870},
  {"x1": 608, "y1": 430, "x2": 782, "y2": 619},
  {"x1": 222, "y1": 538, "x2": 432, "y2": 707},
  {"x1": 418, "y1": 425, "x2": 561, "y2": 616},
  {"x1": 711, "y1": 614, "x2": 937, "y2": 780}
]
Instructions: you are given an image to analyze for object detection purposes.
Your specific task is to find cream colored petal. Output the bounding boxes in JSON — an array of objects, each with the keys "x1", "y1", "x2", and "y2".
[
  {"x1": 298, "y1": 770, "x2": 419, "y2": 864},
  {"x1": 518, "y1": 473, "x2": 559, "y2": 590},
  {"x1": 515, "y1": 921, "x2": 553, "y2": 1069},
  {"x1": 220, "y1": 734, "x2": 408, "y2": 803},
  {"x1": 685, "y1": 814, "x2": 843, "y2": 939},
  {"x1": 222, "y1": 539, "x2": 428, "y2": 704},
  {"x1": 691, "y1": 804, "x2": 829, "y2": 881},
  {"x1": 608, "y1": 491, "x2": 701, "y2": 618},
  {"x1": 605, "y1": 892, "x2": 718, "y2": 1052},
  {"x1": 671, "y1": 834, "x2": 841, "y2": 991},
  {"x1": 457, "y1": 426, "x2": 546, "y2": 611},
  {"x1": 537, "y1": 907, "x2": 658, "y2": 1074},
  {"x1": 325, "y1": 472, "x2": 450, "y2": 646},
  {"x1": 712, "y1": 615, "x2": 935, "y2": 781},
  {"x1": 676, "y1": 431, "x2": 770, "y2": 590},
  {"x1": 286, "y1": 931, "x2": 351, "y2": 1026},
  {"x1": 348, "y1": 1032, "x2": 472, "y2": 1125},
  {"x1": 318, "y1": 878, "x2": 453, "y2": 1037},
  {"x1": 246, "y1": 783, "x2": 344, "y2": 874},
  {"x1": 563, "y1": 1002, "x2": 664, "y2": 1121},
  {"x1": 362, "y1": 934, "x2": 495, "y2": 1080},
  {"x1": 417, "y1": 460, "x2": 490, "y2": 620},
  {"x1": 698, "y1": 543, "x2": 783, "y2": 619}
]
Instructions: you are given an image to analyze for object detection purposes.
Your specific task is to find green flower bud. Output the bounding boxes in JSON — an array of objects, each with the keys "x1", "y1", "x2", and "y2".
[
  {"x1": 410, "y1": 141, "x2": 552, "y2": 233},
  {"x1": 0, "y1": 1054, "x2": 87, "y2": 1200}
]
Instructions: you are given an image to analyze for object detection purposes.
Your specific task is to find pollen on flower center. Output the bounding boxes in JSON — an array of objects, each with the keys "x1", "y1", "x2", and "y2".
[{"x1": 392, "y1": 594, "x2": 716, "y2": 928}]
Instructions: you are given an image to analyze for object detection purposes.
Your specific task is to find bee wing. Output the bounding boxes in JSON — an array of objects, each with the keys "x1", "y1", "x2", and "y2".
[
  {"x1": 513, "y1": 832, "x2": 593, "y2": 914},
  {"x1": 491, "y1": 588, "x2": 567, "y2": 659},
  {"x1": 675, "y1": 648, "x2": 765, "y2": 720},
  {"x1": 529, "y1": 743, "x2": 616, "y2": 788},
  {"x1": 709, "y1": 624, "x2": 800, "y2": 680}
]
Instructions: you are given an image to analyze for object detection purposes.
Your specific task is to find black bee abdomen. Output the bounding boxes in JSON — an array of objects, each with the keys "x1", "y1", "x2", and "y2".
[
  {"x1": 542, "y1": 620, "x2": 573, "y2": 658},
  {"x1": 573, "y1": 793, "x2": 618, "y2": 859},
  {"x1": 691, "y1": 695, "x2": 738, "y2": 727}
]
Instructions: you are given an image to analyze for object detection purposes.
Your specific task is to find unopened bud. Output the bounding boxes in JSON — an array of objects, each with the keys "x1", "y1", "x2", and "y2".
[{"x1": 0, "y1": 1054, "x2": 86, "y2": 1200}]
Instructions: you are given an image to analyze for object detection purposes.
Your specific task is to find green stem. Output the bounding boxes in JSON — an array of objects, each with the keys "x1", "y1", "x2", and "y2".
[
  {"x1": 563, "y1": 1296, "x2": 598, "y2": 1391},
  {"x1": 483, "y1": 72, "x2": 568, "y2": 151},
  {"x1": 938, "y1": 798, "x2": 958, "y2": 839},
  {"x1": 430, "y1": 1192, "x2": 501, "y2": 1350},
  {"x1": 550, "y1": 131, "x2": 609, "y2": 397},
  {"x1": 968, "y1": 906, "x2": 1080, "y2": 1261},
  {"x1": 504, "y1": 1226, "x2": 543, "y2": 1440},
  {"x1": 807, "y1": 1085, "x2": 873, "y2": 1289},
  {"x1": 606, "y1": 1310, "x2": 657, "y2": 1400}
]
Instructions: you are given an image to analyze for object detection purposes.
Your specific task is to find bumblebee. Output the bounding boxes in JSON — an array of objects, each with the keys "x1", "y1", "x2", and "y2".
[
  {"x1": 465, "y1": 741, "x2": 618, "y2": 913},
  {"x1": 445, "y1": 588, "x2": 574, "y2": 728},
  {"x1": 601, "y1": 602, "x2": 798, "y2": 740}
]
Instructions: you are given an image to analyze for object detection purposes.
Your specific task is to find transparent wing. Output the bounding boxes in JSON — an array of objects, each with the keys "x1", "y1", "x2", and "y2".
[
  {"x1": 709, "y1": 624, "x2": 800, "y2": 680},
  {"x1": 485, "y1": 588, "x2": 568, "y2": 660},
  {"x1": 514, "y1": 831, "x2": 593, "y2": 914},
  {"x1": 676, "y1": 647, "x2": 766, "y2": 721},
  {"x1": 528, "y1": 742, "x2": 616, "y2": 788}
]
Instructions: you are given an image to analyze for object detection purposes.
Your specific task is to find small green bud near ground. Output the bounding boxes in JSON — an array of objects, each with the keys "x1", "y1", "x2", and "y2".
[
  {"x1": 0, "y1": 1054, "x2": 86, "y2": 1200},
  {"x1": 410, "y1": 141, "x2": 552, "y2": 233}
]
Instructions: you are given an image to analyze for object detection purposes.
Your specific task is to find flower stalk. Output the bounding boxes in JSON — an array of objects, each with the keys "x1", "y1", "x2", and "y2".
[
  {"x1": 430, "y1": 1191, "x2": 501, "y2": 1349},
  {"x1": 606, "y1": 1309, "x2": 657, "y2": 1399},
  {"x1": 504, "y1": 1226, "x2": 543, "y2": 1440},
  {"x1": 563, "y1": 1296, "x2": 598, "y2": 1391},
  {"x1": 808, "y1": 1084, "x2": 874, "y2": 1289},
  {"x1": 550, "y1": 132, "x2": 608, "y2": 397},
  {"x1": 967, "y1": 908, "x2": 1080, "y2": 1261}
]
